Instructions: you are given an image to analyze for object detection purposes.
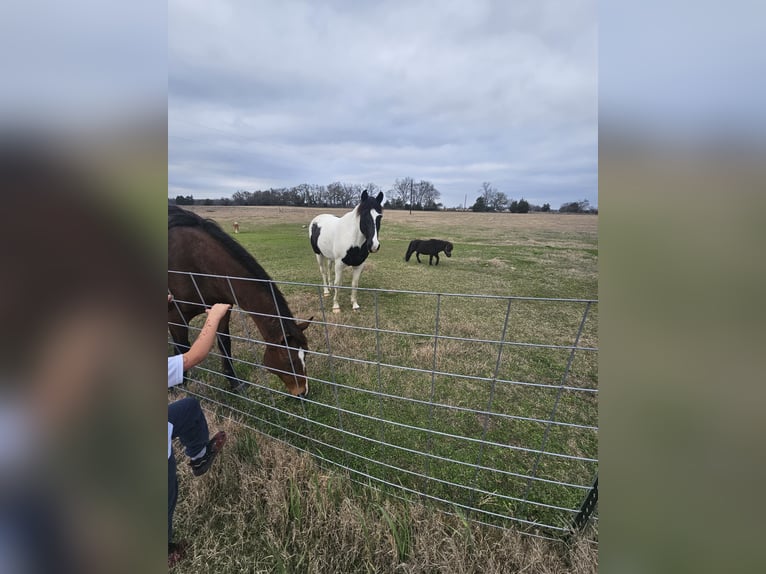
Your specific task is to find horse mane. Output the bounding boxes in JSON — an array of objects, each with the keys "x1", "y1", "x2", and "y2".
[{"x1": 168, "y1": 205, "x2": 299, "y2": 327}]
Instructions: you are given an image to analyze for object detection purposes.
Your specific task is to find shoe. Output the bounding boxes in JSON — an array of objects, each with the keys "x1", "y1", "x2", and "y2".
[
  {"x1": 168, "y1": 541, "x2": 187, "y2": 567},
  {"x1": 189, "y1": 431, "x2": 227, "y2": 476}
]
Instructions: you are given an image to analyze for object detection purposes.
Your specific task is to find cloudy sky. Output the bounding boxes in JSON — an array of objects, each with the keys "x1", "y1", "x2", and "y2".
[{"x1": 169, "y1": 0, "x2": 597, "y2": 209}]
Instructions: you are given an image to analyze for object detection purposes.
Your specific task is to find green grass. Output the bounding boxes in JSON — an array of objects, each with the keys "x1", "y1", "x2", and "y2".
[{"x1": 173, "y1": 208, "x2": 598, "y2": 540}]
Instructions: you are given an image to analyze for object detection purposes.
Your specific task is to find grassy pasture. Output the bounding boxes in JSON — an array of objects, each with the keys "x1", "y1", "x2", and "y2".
[
  {"x1": 173, "y1": 415, "x2": 597, "y2": 573},
  {"x1": 170, "y1": 206, "x2": 598, "y2": 564}
]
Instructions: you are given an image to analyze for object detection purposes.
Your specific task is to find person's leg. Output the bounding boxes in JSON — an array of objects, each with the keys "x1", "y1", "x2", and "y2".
[
  {"x1": 168, "y1": 452, "x2": 177, "y2": 544},
  {"x1": 168, "y1": 397, "x2": 209, "y2": 459},
  {"x1": 168, "y1": 450, "x2": 188, "y2": 566},
  {"x1": 168, "y1": 397, "x2": 227, "y2": 477}
]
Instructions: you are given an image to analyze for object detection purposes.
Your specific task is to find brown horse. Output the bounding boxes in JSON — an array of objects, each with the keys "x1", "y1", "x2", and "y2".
[{"x1": 168, "y1": 205, "x2": 311, "y2": 397}]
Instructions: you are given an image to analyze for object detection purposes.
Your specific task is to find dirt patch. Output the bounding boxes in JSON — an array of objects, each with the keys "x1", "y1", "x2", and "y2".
[{"x1": 486, "y1": 258, "x2": 508, "y2": 268}]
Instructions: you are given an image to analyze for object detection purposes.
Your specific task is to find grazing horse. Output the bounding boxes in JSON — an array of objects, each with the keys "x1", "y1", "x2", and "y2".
[
  {"x1": 405, "y1": 239, "x2": 453, "y2": 266},
  {"x1": 309, "y1": 190, "x2": 384, "y2": 312},
  {"x1": 168, "y1": 205, "x2": 311, "y2": 397}
]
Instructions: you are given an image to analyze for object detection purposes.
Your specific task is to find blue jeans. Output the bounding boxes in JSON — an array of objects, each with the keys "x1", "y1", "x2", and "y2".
[{"x1": 168, "y1": 397, "x2": 210, "y2": 543}]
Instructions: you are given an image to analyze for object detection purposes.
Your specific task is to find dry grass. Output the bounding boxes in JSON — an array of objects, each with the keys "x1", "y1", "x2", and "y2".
[{"x1": 172, "y1": 414, "x2": 597, "y2": 574}]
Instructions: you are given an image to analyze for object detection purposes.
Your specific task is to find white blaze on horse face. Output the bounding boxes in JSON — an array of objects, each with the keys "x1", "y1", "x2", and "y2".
[
  {"x1": 297, "y1": 348, "x2": 308, "y2": 396},
  {"x1": 369, "y1": 209, "x2": 381, "y2": 252},
  {"x1": 298, "y1": 348, "x2": 306, "y2": 371}
]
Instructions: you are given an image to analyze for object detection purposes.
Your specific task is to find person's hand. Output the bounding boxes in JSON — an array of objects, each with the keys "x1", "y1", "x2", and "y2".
[{"x1": 205, "y1": 303, "x2": 232, "y2": 323}]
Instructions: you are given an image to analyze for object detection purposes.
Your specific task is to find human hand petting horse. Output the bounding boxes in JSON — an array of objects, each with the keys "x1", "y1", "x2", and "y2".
[
  {"x1": 169, "y1": 294, "x2": 232, "y2": 373},
  {"x1": 309, "y1": 189, "x2": 384, "y2": 313}
]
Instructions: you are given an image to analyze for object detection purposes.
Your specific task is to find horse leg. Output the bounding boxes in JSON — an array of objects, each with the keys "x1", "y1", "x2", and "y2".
[
  {"x1": 350, "y1": 263, "x2": 365, "y2": 310},
  {"x1": 316, "y1": 253, "x2": 331, "y2": 296},
  {"x1": 434, "y1": 253, "x2": 440, "y2": 265},
  {"x1": 429, "y1": 254, "x2": 434, "y2": 265},
  {"x1": 169, "y1": 323, "x2": 190, "y2": 355},
  {"x1": 332, "y1": 259, "x2": 344, "y2": 313},
  {"x1": 215, "y1": 310, "x2": 243, "y2": 392},
  {"x1": 416, "y1": 252, "x2": 422, "y2": 263}
]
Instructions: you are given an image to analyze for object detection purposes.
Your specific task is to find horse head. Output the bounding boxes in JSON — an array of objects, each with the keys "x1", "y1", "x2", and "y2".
[
  {"x1": 263, "y1": 318, "x2": 312, "y2": 398},
  {"x1": 444, "y1": 241, "x2": 453, "y2": 257},
  {"x1": 359, "y1": 189, "x2": 384, "y2": 253}
]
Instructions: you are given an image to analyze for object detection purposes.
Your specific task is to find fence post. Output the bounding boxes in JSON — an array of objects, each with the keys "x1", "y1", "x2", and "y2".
[{"x1": 571, "y1": 474, "x2": 598, "y2": 532}]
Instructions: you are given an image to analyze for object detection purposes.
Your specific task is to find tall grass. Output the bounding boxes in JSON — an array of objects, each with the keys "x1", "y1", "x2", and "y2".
[{"x1": 172, "y1": 415, "x2": 597, "y2": 574}]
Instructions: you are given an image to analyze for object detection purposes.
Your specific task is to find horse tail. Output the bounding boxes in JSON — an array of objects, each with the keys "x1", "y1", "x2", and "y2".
[
  {"x1": 310, "y1": 221, "x2": 322, "y2": 255},
  {"x1": 405, "y1": 240, "x2": 417, "y2": 261}
]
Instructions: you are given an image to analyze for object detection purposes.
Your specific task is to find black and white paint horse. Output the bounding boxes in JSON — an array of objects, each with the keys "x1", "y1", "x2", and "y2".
[
  {"x1": 309, "y1": 190, "x2": 384, "y2": 312},
  {"x1": 405, "y1": 239, "x2": 453, "y2": 266}
]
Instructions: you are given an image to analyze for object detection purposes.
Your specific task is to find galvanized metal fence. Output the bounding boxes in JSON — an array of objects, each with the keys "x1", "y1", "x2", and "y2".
[{"x1": 168, "y1": 271, "x2": 598, "y2": 540}]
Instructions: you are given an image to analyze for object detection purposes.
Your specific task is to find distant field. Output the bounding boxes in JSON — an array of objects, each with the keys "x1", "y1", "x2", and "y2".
[
  {"x1": 190, "y1": 205, "x2": 598, "y2": 249},
  {"x1": 185, "y1": 206, "x2": 597, "y2": 298},
  {"x1": 170, "y1": 206, "x2": 598, "y2": 541}
]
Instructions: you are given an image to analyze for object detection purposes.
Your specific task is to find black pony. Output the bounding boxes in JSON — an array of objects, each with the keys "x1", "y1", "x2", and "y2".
[{"x1": 404, "y1": 239, "x2": 453, "y2": 266}]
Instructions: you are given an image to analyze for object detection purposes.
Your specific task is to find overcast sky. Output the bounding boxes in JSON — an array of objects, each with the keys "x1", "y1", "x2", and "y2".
[{"x1": 169, "y1": 0, "x2": 597, "y2": 209}]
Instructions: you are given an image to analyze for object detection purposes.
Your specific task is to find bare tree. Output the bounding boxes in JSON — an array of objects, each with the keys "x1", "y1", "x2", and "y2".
[
  {"x1": 365, "y1": 182, "x2": 383, "y2": 197},
  {"x1": 481, "y1": 181, "x2": 495, "y2": 203},
  {"x1": 342, "y1": 183, "x2": 363, "y2": 207},
  {"x1": 292, "y1": 183, "x2": 312, "y2": 206},
  {"x1": 390, "y1": 177, "x2": 414, "y2": 206},
  {"x1": 489, "y1": 191, "x2": 508, "y2": 212},
  {"x1": 416, "y1": 180, "x2": 441, "y2": 209},
  {"x1": 478, "y1": 182, "x2": 507, "y2": 211},
  {"x1": 326, "y1": 182, "x2": 344, "y2": 207},
  {"x1": 313, "y1": 184, "x2": 327, "y2": 206}
]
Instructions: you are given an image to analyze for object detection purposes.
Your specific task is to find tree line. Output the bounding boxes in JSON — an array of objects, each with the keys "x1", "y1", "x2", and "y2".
[
  {"x1": 174, "y1": 179, "x2": 440, "y2": 210},
  {"x1": 469, "y1": 182, "x2": 596, "y2": 214},
  {"x1": 172, "y1": 179, "x2": 595, "y2": 213}
]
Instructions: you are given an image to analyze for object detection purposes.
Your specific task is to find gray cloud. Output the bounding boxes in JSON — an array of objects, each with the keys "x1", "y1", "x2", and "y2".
[{"x1": 169, "y1": 0, "x2": 597, "y2": 208}]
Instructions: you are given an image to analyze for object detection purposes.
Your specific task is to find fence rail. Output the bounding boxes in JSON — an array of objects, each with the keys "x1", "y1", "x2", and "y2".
[{"x1": 169, "y1": 270, "x2": 599, "y2": 538}]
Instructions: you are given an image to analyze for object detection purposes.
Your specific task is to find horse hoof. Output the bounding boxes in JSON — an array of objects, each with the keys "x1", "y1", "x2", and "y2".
[
  {"x1": 332, "y1": 307, "x2": 341, "y2": 314},
  {"x1": 352, "y1": 306, "x2": 360, "y2": 311}
]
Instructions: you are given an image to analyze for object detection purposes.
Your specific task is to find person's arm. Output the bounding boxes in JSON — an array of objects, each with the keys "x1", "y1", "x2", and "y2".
[{"x1": 182, "y1": 303, "x2": 232, "y2": 371}]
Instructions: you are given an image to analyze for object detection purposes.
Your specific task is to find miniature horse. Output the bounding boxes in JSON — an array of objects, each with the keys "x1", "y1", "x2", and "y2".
[
  {"x1": 405, "y1": 239, "x2": 453, "y2": 266},
  {"x1": 169, "y1": 205, "x2": 311, "y2": 397},
  {"x1": 309, "y1": 190, "x2": 384, "y2": 312}
]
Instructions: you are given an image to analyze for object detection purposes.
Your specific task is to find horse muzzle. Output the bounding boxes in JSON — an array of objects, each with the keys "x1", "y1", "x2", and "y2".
[{"x1": 292, "y1": 377, "x2": 309, "y2": 399}]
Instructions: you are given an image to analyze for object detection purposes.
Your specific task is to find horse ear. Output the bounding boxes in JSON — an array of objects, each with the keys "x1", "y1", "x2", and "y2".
[
  {"x1": 376, "y1": 191, "x2": 384, "y2": 204},
  {"x1": 296, "y1": 317, "x2": 313, "y2": 331},
  {"x1": 361, "y1": 189, "x2": 368, "y2": 201}
]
